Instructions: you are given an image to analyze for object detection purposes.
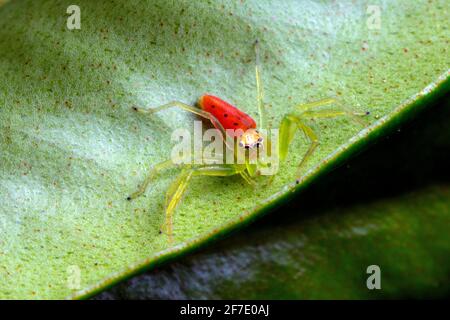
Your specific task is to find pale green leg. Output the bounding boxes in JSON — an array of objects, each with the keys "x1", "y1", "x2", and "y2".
[
  {"x1": 294, "y1": 119, "x2": 319, "y2": 177},
  {"x1": 254, "y1": 40, "x2": 278, "y2": 183},
  {"x1": 162, "y1": 164, "x2": 245, "y2": 242},
  {"x1": 162, "y1": 169, "x2": 193, "y2": 243},
  {"x1": 296, "y1": 97, "x2": 369, "y2": 123},
  {"x1": 295, "y1": 98, "x2": 336, "y2": 112},
  {"x1": 279, "y1": 115, "x2": 319, "y2": 178},
  {"x1": 279, "y1": 115, "x2": 298, "y2": 161},
  {"x1": 301, "y1": 109, "x2": 370, "y2": 126},
  {"x1": 301, "y1": 110, "x2": 369, "y2": 118},
  {"x1": 127, "y1": 159, "x2": 177, "y2": 200},
  {"x1": 240, "y1": 169, "x2": 256, "y2": 185},
  {"x1": 127, "y1": 154, "x2": 228, "y2": 200},
  {"x1": 277, "y1": 99, "x2": 339, "y2": 179},
  {"x1": 296, "y1": 109, "x2": 369, "y2": 174},
  {"x1": 133, "y1": 101, "x2": 228, "y2": 142},
  {"x1": 254, "y1": 40, "x2": 266, "y2": 129},
  {"x1": 296, "y1": 97, "x2": 370, "y2": 125},
  {"x1": 279, "y1": 106, "x2": 370, "y2": 182}
]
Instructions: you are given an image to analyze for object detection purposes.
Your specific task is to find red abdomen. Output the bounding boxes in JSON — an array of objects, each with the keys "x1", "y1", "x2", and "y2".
[{"x1": 199, "y1": 95, "x2": 256, "y2": 133}]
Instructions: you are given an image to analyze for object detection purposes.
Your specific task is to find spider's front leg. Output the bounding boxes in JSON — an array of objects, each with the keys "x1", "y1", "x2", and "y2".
[
  {"x1": 279, "y1": 98, "x2": 370, "y2": 183},
  {"x1": 132, "y1": 101, "x2": 228, "y2": 142}
]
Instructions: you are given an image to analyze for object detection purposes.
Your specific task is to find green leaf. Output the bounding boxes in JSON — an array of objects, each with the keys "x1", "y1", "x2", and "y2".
[{"x1": 0, "y1": 0, "x2": 448, "y2": 299}]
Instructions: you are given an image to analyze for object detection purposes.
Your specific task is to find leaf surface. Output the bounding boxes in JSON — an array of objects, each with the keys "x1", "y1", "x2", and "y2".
[{"x1": 0, "y1": 0, "x2": 448, "y2": 299}]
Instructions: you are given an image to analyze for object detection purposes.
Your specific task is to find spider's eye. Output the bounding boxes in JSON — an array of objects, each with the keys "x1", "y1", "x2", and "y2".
[
  {"x1": 258, "y1": 137, "x2": 263, "y2": 142},
  {"x1": 256, "y1": 143, "x2": 260, "y2": 148},
  {"x1": 239, "y1": 142, "x2": 244, "y2": 147},
  {"x1": 245, "y1": 145, "x2": 250, "y2": 149}
]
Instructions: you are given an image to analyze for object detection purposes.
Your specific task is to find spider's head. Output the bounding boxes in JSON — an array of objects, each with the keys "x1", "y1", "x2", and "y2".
[{"x1": 238, "y1": 129, "x2": 264, "y2": 150}]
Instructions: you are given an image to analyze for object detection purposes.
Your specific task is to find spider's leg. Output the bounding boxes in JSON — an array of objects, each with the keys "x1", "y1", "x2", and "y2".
[
  {"x1": 255, "y1": 41, "x2": 280, "y2": 179},
  {"x1": 294, "y1": 107, "x2": 369, "y2": 176},
  {"x1": 127, "y1": 153, "x2": 226, "y2": 200},
  {"x1": 162, "y1": 168, "x2": 193, "y2": 243},
  {"x1": 294, "y1": 119, "x2": 319, "y2": 178},
  {"x1": 280, "y1": 107, "x2": 370, "y2": 182},
  {"x1": 295, "y1": 98, "x2": 370, "y2": 125},
  {"x1": 127, "y1": 159, "x2": 179, "y2": 201},
  {"x1": 254, "y1": 40, "x2": 267, "y2": 129},
  {"x1": 240, "y1": 169, "x2": 256, "y2": 185},
  {"x1": 133, "y1": 101, "x2": 228, "y2": 143},
  {"x1": 301, "y1": 109, "x2": 370, "y2": 126},
  {"x1": 162, "y1": 164, "x2": 245, "y2": 242},
  {"x1": 295, "y1": 98, "x2": 336, "y2": 112},
  {"x1": 279, "y1": 114, "x2": 318, "y2": 181},
  {"x1": 279, "y1": 115, "x2": 299, "y2": 162}
]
